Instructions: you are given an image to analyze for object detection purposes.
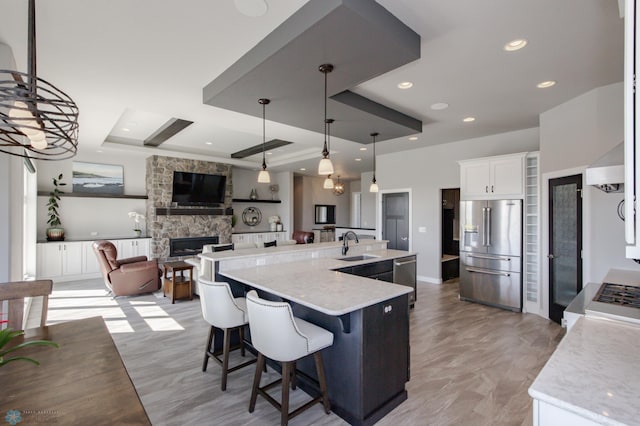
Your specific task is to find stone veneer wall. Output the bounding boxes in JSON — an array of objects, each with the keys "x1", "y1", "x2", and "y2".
[{"x1": 146, "y1": 155, "x2": 232, "y2": 259}]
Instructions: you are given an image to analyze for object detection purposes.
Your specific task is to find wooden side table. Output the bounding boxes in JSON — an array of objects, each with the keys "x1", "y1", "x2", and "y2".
[{"x1": 163, "y1": 260, "x2": 194, "y2": 304}]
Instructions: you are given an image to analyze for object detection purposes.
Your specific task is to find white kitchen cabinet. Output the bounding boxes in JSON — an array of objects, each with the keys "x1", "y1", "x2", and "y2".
[
  {"x1": 38, "y1": 237, "x2": 151, "y2": 282},
  {"x1": 37, "y1": 242, "x2": 83, "y2": 280},
  {"x1": 117, "y1": 238, "x2": 150, "y2": 259},
  {"x1": 624, "y1": 0, "x2": 640, "y2": 259},
  {"x1": 459, "y1": 152, "x2": 527, "y2": 200},
  {"x1": 232, "y1": 232, "x2": 287, "y2": 245},
  {"x1": 532, "y1": 399, "x2": 601, "y2": 426}
]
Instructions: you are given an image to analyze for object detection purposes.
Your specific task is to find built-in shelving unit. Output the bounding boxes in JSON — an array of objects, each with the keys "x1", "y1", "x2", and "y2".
[
  {"x1": 232, "y1": 198, "x2": 281, "y2": 204},
  {"x1": 524, "y1": 152, "x2": 540, "y2": 307},
  {"x1": 37, "y1": 191, "x2": 148, "y2": 200}
]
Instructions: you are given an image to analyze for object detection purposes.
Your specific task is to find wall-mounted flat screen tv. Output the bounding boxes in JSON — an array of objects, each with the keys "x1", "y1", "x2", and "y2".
[{"x1": 172, "y1": 171, "x2": 227, "y2": 206}]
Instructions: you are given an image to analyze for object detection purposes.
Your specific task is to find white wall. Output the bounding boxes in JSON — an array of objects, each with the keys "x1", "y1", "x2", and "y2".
[
  {"x1": 231, "y1": 168, "x2": 293, "y2": 234},
  {"x1": 293, "y1": 175, "x2": 351, "y2": 231},
  {"x1": 360, "y1": 172, "x2": 376, "y2": 229},
  {"x1": 377, "y1": 128, "x2": 539, "y2": 283},
  {"x1": 35, "y1": 150, "x2": 149, "y2": 240},
  {"x1": 539, "y1": 82, "x2": 640, "y2": 300}
]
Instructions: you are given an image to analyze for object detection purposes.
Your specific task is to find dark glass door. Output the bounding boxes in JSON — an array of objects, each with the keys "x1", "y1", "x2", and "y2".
[
  {"x1": 382, "y1": 192, "x2": 409, "y2": 251},
  {"x1": 548, "y1": 174, "x2": 583, "y2": 324}
]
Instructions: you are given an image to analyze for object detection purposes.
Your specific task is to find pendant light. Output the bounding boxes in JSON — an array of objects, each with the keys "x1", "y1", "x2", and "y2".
[
  {"x1": 333, "y1": 175, "x2": 345, "y2": 196},
  {"x1": 257, "y1": 98, "x2": 271, "y2": 183},
  {"x1": 323, "y1": 174, "x2": 334, "y2": 189},
  {"x1": 318, "y1": 64, "x2": 334, "y2": 175},
  {"x1": 0, "y1": 0, "x2": 79, "y2": 160},
  {"x1": 369, "y1": 132, "x2": 379, "y2": 193},
  {"x1": 322, "y1": 118, "x2": 335, "y2": 189}
]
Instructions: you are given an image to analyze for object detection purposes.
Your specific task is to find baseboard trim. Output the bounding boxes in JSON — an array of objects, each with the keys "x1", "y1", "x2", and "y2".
[{"x1": 417, "y1": 275, "x2": 442, "y2": 284}]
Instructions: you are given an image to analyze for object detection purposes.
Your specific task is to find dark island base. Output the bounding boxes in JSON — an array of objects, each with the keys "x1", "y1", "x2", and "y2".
[{"x1": 214, "y1": 272, "x2": 410, "y2": 425}]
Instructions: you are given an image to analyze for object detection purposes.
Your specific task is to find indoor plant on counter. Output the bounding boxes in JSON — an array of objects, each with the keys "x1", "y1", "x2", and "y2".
[
  {"x1": 46, "y1": 173, "x2": 66, "y2": 241},
  {"x1": 128, "y1": 212, "x2": 145, "y2": 237}
]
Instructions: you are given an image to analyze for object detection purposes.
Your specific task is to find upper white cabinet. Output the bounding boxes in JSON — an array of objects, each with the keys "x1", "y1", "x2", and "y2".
[
  {"x1": 459, "y1": 152, "x2": 527, "y2": 200},
  {"x1": 624, "y1": 0, "x2": 640, "y2": 259}
]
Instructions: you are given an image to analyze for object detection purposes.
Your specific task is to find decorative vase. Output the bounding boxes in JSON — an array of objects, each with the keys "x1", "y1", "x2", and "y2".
[
  {"x1": 46, "y1": 227, "x2": 65, "y2": 241},
  {"x1": 134, "y1": 229, "x2": 142, "y2": 237},
  {"x1": 250, "y1": 188, "x2": 258, "y2": 200},
  {"x1": 276, "y1": 223, "x2": 283, "y2": 232},
  {"x1": 270, "y1": 222, "x2": 277, "y2": 232}
]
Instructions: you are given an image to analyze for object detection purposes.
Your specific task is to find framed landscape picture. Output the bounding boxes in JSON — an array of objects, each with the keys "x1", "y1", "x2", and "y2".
[{"x1": 72, "y1": 162, "x2": 124, "y2": 195}]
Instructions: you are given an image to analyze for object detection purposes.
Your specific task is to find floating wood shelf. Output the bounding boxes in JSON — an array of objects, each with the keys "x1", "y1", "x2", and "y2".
[
  {"x1": 232, "y1": 198, "x2": 281, "y2": 204},
  {"x1": 155, "y1": 207, "x2": 233, "y2": 216},
  {"x1": 37, "y1": 191, "x2": 148, "y2": 200}
]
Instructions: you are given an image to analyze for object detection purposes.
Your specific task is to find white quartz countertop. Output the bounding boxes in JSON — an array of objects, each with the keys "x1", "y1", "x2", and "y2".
[
  {"x1": 219, "y1": 250, "x2": 414, "y2": 316},
  {"x1": 529, "y1": 316, "x2": 640, "y2": 425}
]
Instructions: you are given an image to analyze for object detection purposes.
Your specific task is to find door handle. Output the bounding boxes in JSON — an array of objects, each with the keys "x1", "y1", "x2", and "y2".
[
  {"x1": 394, "y1": 259, "x2": 416, "y2": 266},
  {"x1": 547, "y1": 254, "x2": 555, "y2": 259},
  {"x1": 465, "y1": 267, "x2": 510, "y2": 277},
  {"x1": 401, "y1": 237, "x2": 408, "y2": 241},
  {"x1": 486, "y1": 207, "x2": 492, "y2": 247},
  {"x1": 467, "y1": 254, "x2": 511, "y2": 262},
  {"x1": 482, "y1": 207, "x2": 487, "y2": 246}
]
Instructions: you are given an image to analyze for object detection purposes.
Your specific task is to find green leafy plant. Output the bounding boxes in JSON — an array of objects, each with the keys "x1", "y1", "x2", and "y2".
[
  {"x1": 47, "y1": 173, "x2": 66, "y2": 228},
  {"x1": 231, "y1": 214, "x2": 237, "y2": 228},
  {"x1": 0, "y1": 325, "x2": 59, "y2": 367}
]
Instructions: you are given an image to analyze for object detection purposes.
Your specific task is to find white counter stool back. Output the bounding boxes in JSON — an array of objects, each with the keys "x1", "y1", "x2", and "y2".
[
  {"x1": 246, "y1": 290, "x2": 334, "y2": 426},
  {"x1": 199, "y1": 278, "x2": 256, "y2": 390}
]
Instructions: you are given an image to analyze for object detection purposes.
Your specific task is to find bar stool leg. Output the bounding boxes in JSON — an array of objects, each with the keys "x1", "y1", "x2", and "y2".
[
  {"x1": 281, "y1": 361, "x2": 292, "y2": 426},
  {"x1": 290, "y1": 361, "x2": 297, "y2": 390},
  {"x1": 202, "y1": 326, "x2": 215, "y2": 372},
  {"x1": 221, "y1": 328, "x2": 232, "y2": 391},
  {"x1": 239, "y1": 326, "x2": 246, "y2": 357},
  {"x1": 249, "y1": 353, "x2": 265, "y2": 413},
  {"x1": 314, "y1": 352, "x2": 331, "y2": 414}
]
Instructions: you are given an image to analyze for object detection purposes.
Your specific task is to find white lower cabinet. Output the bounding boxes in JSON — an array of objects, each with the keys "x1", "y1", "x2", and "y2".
[
  {"x1": 37, "y1": 238, "x2": 151, "y2": 282},
  {"x1": 117, "y1": 238, "x2": 150, "y2": 259},
  {"x1": 532, "y1": 399, "x2": 601, "y2": 426},
  {"x1": 232, "y1": 232, "x2": 287, "y2": 245}
]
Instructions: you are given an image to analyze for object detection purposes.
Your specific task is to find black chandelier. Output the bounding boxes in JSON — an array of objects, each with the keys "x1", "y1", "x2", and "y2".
[{"x1": 0, "y1": 0, "x2": 79, "y2": 160}]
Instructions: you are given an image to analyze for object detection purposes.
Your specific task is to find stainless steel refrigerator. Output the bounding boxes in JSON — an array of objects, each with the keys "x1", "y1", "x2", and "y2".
[{"x1": 459, "y1": 199, "x2": 522, "y2": 311}]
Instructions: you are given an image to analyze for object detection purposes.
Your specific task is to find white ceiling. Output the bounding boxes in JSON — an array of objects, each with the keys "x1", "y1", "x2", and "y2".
[{"x1": 0, "y1": 0, "x2": 624, "y2": 180}]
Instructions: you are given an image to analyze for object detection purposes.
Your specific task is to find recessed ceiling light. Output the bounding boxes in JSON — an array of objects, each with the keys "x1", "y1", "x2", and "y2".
[
  {"x1": 537, "y1": 80, "x2": 556, "y2": 88},
  {"x1": 359, "y1": 147, "x2": 367, "y2": 151},
  {"x1": 205, "y1": 141, "x2": 213, "y2": 145},
  {"x1": 266, "y1": 152, "x2": 272, "y2": 155},
  {"x1": 122, "y1": 128, "x2": 130, "y2": 132},
  {"x1": 430, "y1": 102, "x2": 449, "y2": 110},
  {"x1": 463, "y1": 116, "x2": 476, "y2": 123},
  {"x1": 397, "y1": 81, "x2": 413, "y2": 89},
  {"x1": 408, "y1": 136, "x2": 418, "y2": 141},
  {"x1": 96, "y1": 150, "x2": 102, "y2": 153},
  {"x1": 299, "y1": 168, "x2": 306, "y2": 171},
  {"x1": 504, "y1": 39, "x2": 528, "y2": 51},
  {"x1": 355, "y1": 158, "x2": 362, "y2": 162}
]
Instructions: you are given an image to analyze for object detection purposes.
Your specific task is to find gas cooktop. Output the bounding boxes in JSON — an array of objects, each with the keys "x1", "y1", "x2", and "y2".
[{"x1": 593, "y1": 283, "x2": 640, "y2": 309}]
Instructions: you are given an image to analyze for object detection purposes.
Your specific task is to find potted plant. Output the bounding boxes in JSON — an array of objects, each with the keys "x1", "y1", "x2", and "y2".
[
  {"x1": 46, "y1": 173, "x2": 66, "y2": 241},
  {"x1": 128, "y1": 212, "x2": 145, "y2": 237}
]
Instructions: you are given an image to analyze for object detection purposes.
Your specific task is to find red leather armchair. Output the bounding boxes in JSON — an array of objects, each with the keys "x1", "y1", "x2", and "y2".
[
  {"x1": 93, "y1": 240, "x2": 161, "y2": 297},
  {"x1": 292, "y1": 231, "x2": 314, "y2": 244}
]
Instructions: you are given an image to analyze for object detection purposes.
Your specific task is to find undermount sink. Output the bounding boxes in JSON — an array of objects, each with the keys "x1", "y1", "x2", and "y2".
[{"x1": 337, "y1": 254, "x2": 380, "y2": 262}]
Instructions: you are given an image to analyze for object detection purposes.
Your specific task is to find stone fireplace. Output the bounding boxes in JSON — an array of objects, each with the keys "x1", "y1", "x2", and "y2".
[{"x1": 146, "y1": 155, "x2": 233, "y2": 259}]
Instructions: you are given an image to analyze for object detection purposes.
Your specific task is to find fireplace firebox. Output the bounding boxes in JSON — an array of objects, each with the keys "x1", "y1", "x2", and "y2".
[{"x1": 169, "y1": 236, "x2": 219, "y2": 258}]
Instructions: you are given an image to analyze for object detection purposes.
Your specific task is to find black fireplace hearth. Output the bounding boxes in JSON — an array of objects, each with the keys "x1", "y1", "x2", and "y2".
[{"x1": 169, "y1": 236, "x2": 219, "y2": 258}]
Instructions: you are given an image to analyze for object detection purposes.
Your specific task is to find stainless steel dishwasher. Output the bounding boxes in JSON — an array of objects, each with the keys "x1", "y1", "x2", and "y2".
[{"x1": 393, "y1": 255, "x2": 417, "y2": 307}]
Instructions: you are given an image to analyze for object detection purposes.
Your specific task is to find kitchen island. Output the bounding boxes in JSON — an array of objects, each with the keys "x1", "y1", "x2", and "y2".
[{"x1": 199, "y1": 241, "x2": 415, "y2": 425}]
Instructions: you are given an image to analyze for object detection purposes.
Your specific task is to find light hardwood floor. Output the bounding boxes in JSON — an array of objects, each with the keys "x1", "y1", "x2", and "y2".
[{"x1": 41, "y1": 278, "x2": 563, "y2": 426}]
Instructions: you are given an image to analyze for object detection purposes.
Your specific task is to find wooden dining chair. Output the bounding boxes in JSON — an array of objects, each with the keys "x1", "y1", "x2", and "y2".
[{"x1": 0, "y1": 280, "x2": 53, "y2": 330}]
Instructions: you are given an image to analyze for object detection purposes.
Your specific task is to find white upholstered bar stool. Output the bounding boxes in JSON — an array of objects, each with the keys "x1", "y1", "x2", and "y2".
[
  {"x1": 246, "y1": 290, "x2": 334, "y2": 426},
  {"x1": 199, "y1": 278, "x2": 256, "y2": 391}
]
